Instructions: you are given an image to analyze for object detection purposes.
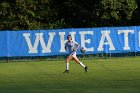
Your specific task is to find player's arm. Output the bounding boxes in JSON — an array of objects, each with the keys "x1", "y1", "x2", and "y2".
[
  {"x1": 74, "y1": 42, "x2": 80, "y2": 51},
  {"x1": 65, "y1": 42, "x2": 67, "y2": 51},
  {"x1": 65, "y1": 46, "x2": 67, "y2": 51},
  {"x1": 76, "y1": 43, "x2": 80, "y2": 50}
]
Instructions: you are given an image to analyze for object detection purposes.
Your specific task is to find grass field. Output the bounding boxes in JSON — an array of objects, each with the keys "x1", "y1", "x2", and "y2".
[{"x1": 0, "y1": 57, "x2": 140, "y2": 93}]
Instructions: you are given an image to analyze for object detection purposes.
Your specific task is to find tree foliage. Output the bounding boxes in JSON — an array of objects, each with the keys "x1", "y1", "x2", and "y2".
[
  {"x1": 0, "y1": 0, "x2": 139, "y2": 30},
  {"x1": 98, "y1": 0, "x2": 137, "y2": 26}
]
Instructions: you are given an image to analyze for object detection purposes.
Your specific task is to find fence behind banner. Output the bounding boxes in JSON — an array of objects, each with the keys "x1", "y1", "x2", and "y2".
[{"x1": 1, "y1": 26, "x2": 140, "y2": 62}]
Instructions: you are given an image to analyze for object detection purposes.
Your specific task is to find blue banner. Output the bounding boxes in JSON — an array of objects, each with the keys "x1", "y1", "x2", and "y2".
[{"x1": 1, "y1": 26, "x2": 140, "y2": 57}]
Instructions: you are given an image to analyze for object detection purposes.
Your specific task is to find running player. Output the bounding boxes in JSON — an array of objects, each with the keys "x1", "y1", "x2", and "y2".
[{"x1": 63, "y1": 35, "x2": 88, "y2": 73}]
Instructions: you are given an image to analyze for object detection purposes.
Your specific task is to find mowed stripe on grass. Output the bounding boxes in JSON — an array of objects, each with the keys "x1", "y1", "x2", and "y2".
[{"x1": 0, "y1": 57, "x2": 140, "y2": 93}]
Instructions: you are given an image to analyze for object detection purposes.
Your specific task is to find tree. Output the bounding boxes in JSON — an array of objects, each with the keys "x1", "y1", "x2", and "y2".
[
  {"x1": 51, "y1": 0, "x2": 100, "y2": 27},
  {"x1": 0, "y1": 0, "x2": 67, "y2": 30},
  {"x1": 0, "y1": 0, "x2": 139, "y2": 30},
  {"x1": 132, "y1": 0, "x2": 140, "y2": 25},
  {"x1": 97, "y1": 0, "x2": 138, "y2": 26}
]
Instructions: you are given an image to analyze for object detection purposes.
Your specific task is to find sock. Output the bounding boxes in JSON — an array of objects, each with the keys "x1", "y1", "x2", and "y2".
[
  {"x1": 79, "y1": 62, "x2": 85, "y2": 68},
  {"x1": 66, "y1": 62, "x2": 69, "y2": 70}
]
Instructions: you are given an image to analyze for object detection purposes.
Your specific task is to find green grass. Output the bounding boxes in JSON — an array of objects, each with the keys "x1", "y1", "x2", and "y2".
[{"x1": 0, "y1": 57, "x2": 140, "y2": 93}]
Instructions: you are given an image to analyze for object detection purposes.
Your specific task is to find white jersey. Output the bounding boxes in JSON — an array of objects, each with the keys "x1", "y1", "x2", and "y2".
[{"x1": 65, "y1": 40, "x2": 78, "y2": 54}]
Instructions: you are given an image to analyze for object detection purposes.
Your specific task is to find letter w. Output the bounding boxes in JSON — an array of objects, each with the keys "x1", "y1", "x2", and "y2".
[{"x1": 23, "y1": 33, "x2": 55, "y2": 53}]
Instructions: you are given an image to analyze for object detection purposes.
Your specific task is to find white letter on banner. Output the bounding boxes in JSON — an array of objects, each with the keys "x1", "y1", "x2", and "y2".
[
  {"x1": 59, "y1": 32, "x2": 67, "y2": 52},
  {"x1": 42, "y1": 32, "x2": 56, "y2": 53},
  {"x1": 79, "y1": 31, "x2": 94, "y2": 51},
  {"x1": 98, "y1": 30, "x2": 115, "y2": 51},
  {"x1": 118, "y1": 30, "x2": 134, "y2": 50},
  {"x1": 59, "y1": 32, "x2": 76, "y2": 52},
  {"x1": 23, "y1": 33, "x2": 40, "y2": 53},
  {"x1": 23, "y1": 32, "x2": 55, "y2": 53}
]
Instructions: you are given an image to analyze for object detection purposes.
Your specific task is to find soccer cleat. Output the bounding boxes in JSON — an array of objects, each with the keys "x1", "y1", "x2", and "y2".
[
  {"x1": 63, "y1": 70, "x2": 69, "y2": 73},
  {"x1": 85, "y1": 66, "x2": 88, "y2": 73}
]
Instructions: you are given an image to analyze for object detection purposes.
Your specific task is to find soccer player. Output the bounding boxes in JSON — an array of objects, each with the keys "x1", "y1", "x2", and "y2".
[{"x1": 63, "y1": 35, "x2": 88, "y2": 73}]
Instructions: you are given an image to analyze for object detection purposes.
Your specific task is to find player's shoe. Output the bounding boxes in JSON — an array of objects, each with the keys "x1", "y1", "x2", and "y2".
[
  {"x1": 63, "y1": 70, "x2": 69, "y2": 73},
  {"x1": 85, "y1": 66, "x2": 88, "y2": 73}
]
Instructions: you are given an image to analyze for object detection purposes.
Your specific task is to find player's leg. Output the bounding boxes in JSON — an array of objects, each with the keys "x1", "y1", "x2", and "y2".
[
  {"x1": 73, "y1": 55, "x2": 88, "y2": 73},
  {"x1": 63, "y1": 56, "x2": 73, "y2": 73},
  {"x1": 73, "y1": 55, "x2": 85, "y2": 67}
]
